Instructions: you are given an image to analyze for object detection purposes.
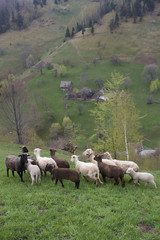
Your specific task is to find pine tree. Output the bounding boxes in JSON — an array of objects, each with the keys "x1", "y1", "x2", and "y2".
[
  {"x1": 71, "y1": 27, "x2": 75, "y2": 38},
  {"x1": 91, "y1": 24, "x2": 94, "y2": 35},
  {"x1": 65, "y1": 27, "x2": 70, "y2": 38}
]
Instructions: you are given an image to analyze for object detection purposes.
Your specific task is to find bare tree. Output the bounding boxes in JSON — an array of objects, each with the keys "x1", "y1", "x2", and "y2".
[{"x1": 0, "y1": 74, "x2": 35, "y2": 144}]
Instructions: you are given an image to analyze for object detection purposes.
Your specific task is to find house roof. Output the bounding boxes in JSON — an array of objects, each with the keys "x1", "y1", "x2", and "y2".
[{"x1": 60, "y1": 81, "x2": 73, "y2": 88}]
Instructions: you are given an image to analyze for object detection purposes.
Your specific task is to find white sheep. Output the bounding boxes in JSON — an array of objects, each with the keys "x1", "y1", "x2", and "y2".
[
  {"x1": 70, "y1": 155, "x2": 103, "y2": 186},
  {"x1": 102, "y1": 151, "x2": 139, "y2": 172},
  {"x1": 83, "y1": 148, "x2": 117, "y2": 166},
  {"x1": 34, "y1": 148, "x2": 58, "y2": 175},
  {"x1": 26, "y1": 159, "x2": 41, "y2": 185},
  {"x1": 126, "y1": 167, "x2": 157, "y2": 188}
]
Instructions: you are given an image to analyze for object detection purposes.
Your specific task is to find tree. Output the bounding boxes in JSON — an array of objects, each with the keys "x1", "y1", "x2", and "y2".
[
  {"x1": 65, "y1": 27, "x2": 70, "y2": 38},
  {"x1": 91, "y1": 24, "x2": 94, "y2": 35},
  {"x1": 26, "y1": 54, "x2": 34, "y2": 68},
  {"x1": 57, "y1": 65, "x2": 67, "y2": 77},
  {"x1": 62, "y1": 116, "x2": 74, "y2": 138},
  {"x1": 71, "y1": 27, "x2": 75, "y2": 38},
  {"x1": 0, "y1": 74, "x2": 35, "y2": 144},
  {"x1": 91, "y1": 73, "x2": 142, "y2": 159},
  {"x1": 150, "y1": 79, "x2": 160, "y2": 93},
  {"x1": 49, "y1": 122, "x2": 62, "y2": 139},
  {"x1": 143, "y1": 64, "x2": 159, "y2": 85},
  {"x1": 82, "y1": 26, "x2": 85, "y2": 38}
]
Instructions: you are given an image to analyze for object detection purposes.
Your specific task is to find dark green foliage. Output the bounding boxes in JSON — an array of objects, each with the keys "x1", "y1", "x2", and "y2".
[
  {"x1": 71, "y1": 27, "x2": 75, "y2": 38},
  {"x1": 16, "y1": 12, "x2": 24, "y2": 30},
  {"x1": 65, "y1": 27, "x2": 70, "y2": 38},
  {"x1": 91, "y1": 24, "x2": 94, "y2": 35}
]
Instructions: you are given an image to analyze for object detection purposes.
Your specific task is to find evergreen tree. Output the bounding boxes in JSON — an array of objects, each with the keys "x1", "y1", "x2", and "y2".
[
  {"x1": 65, "y1": 27, "x2": 70, "y2": 38},
  {"x1": 82, "y1": 26, "x2": 85, "y2": 38},
  {"x1": 91, "y1": 24, "x2": 94, "y2": 35},
  {"x1": 16, "y1": 12, "x2": 24, "y2": 30},
  {"x1": 71, "y1": 27, "x2": 75, "y2": 38}
]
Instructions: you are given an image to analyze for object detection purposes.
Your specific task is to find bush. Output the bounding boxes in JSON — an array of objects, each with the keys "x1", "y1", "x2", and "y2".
[
  {"x1": 146, "y1": 95, "x2": 153, "y2": 104},
  {"x1": 49, "y1": 122, "x2": 62, "y2": 139},
  {"x1": 143, "y1": 64, "x2": 159, "y2": 85},
  {"x1": 110, "y1": 56, "x2": 121, "y2": 65},
  {"x1": 123, "y1": 77, "x2": 131, "y2": 88}
]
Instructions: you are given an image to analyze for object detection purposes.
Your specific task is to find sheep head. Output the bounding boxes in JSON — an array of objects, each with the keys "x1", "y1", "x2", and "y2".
[
  {"x1": 34, "y1": 148, "x2": 41, "y2": 155},
  {"x1": 94, "y1": 154, "x2": 102, "y2": 162},
  {"x1": 70, "y1": 155, "x2": 79, "y2": 163},
  {"x1": 82, "y1": 148, "x2": 94, "y2": 157},
  {"x1": 103, "y1": 152, "x2": 112, "y2": 160},
  {"x1": 126, "y1": 167, "x2": 134, "y2": 174},
  {"x1": 50, "y1": 149, "x2": 56, "y2": 155}
]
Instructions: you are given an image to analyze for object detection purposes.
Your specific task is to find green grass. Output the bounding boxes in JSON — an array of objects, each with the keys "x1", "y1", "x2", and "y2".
[{"x1": 0, "y1": 142, "x2": 160, "y2": 240}]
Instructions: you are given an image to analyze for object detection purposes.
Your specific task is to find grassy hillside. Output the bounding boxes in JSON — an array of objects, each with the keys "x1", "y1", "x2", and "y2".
[
  {"x1": 0, "y1": 142, "x2": 160, "y2": 239},
  {"x1": 0, "y1": 0, "x2": 92, "y2": 78}
]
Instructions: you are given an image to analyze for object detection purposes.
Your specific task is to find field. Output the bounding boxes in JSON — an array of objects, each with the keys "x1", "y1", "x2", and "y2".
[{"x1": 0, "y1": 142, "x2": 160, "y2": 240}]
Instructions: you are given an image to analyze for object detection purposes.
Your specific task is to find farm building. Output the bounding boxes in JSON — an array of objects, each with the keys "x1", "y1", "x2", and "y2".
[{"x1": 60, "y1": 81, "x2": 73, "y2": 92}]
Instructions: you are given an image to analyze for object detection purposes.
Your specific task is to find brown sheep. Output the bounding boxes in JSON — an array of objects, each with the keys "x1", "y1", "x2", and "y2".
[
  {"x1": 50, "y1": 149, "x2": 70, "y2": 168},
  {"x1": 94, "y1": 154, "x2": 125, "y2": 187},
  {"x1": 45, "y1": 164, "x2": 80, "y2": 189}
]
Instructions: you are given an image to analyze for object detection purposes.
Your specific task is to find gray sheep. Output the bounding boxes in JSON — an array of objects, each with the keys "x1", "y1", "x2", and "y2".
[{"x1": 5, "y1": 154, "x2": 28, "y2": 182}]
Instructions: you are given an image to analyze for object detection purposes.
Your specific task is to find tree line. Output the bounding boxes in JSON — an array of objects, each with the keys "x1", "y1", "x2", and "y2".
[
  {"x1": 64, "y1": 0, "x2": 156, "y2": 38},
  {"x1": 0, "y1": 0, "x2": 47, "y2": 34}
]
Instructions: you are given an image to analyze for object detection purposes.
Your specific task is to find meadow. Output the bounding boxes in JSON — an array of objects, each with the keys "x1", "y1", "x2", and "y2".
[{"x1": 0, "y1": 142, "x2": 160, "y2": 240}]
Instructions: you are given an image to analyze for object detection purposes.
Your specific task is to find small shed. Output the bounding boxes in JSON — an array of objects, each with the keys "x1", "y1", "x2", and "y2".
[{"x1": 60, "y1": 81, "x2": 73, "y2": 92}]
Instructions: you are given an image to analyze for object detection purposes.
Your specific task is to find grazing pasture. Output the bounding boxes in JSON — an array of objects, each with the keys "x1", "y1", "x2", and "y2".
[{"x1": 0, "y1": 142, "x2": 160, "y2": 239}]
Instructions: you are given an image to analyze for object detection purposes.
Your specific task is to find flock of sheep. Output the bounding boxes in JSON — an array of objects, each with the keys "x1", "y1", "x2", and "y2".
[{"x1": 5, "y1": 146, "x2": 157, "y2": 189}]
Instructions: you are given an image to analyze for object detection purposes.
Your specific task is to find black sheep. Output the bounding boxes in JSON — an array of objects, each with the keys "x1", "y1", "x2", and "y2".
[
  {"x1": 94, "y1": 154, "x2": 125, "y2": 187},
  {"x1": 45, "y1": 164, "x2": 80, "y2": 189},
  {"x1": 50, "y1": 149, "x2": 70, "y2": 168}
]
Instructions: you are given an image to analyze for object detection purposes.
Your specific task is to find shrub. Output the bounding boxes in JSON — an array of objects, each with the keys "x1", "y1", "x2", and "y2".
[
  {"x1": 143, "y1": 64, "x2": 159, "y2": 85},
  {"x1": 110, "y1": 56, "x2": 121, "y2": 65},
  {"x1": 150, "y1": 79, "x2": 160, "y2": 93},
  {"x1": 146, "y1": 95, "x2": 153, "y2": 104},
  {"x1": 49, "y1": 122, "x2": 62, "y2": 139},
  {"x1": 123, "y1": 77, "x2": 131, "y2": 88}
]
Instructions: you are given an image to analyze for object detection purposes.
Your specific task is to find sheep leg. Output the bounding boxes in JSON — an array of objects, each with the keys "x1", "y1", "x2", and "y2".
[
  {"x1": 114, "y1": 178, "x2": 119, "y2": 185},
  {"x1": 31, "y1": 177, "x2": 34, "y2": 185},
  {"x1": 151, "y1": 181, "x2": 157, "y2": 188},
  {"x1": 120, "y1": 176, "x2": 125, "y2": 188},
  {"x1": 38, "y1": 175, "x2": 41, "y2": 184},
  {"x1": 17, "y1": 171, "x2": 24, "y2": 182},
  {"x1": 60, "y1": 179, "x2": 64, "y2": 188},
  {"x1": 95, "y1": 179, "x2": 99, "y2": 187},
  {"x1": 12, "y1": 170, "x2": 15, "y2": 177},
  {"x1": 129, "y1": 177, "x2": 134, "y2": 183},
  {"x1": 99, "y1": 178, "x2": 103, "y2": 184},
  {"x1": 7, "y1": 168, "x2": 9, "y2": 177},
  {"x1": 75, "y1": 181, "x2": 80, "y2": 189},
  {"x1": 55, "y1": 179, "x2": 58, "y2": 185},
  {"x1": 102, "y1": 175, "x2": 106, "y2": 183},
  {"x1": 134, "y1": 180, "x2": 140, "y2": 186},
  {"x1": 83, "y1": 176, "x2": 89, "y2": 182}
]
